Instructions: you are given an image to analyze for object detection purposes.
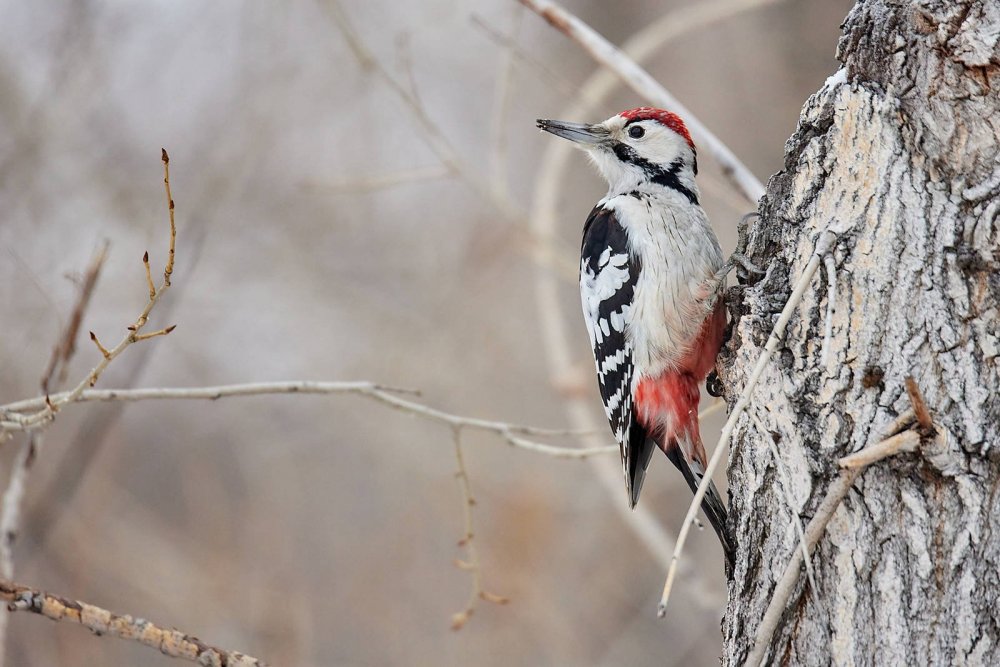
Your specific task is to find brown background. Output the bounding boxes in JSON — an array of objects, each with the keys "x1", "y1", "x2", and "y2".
[{"x1": 0, "y1": 1, "x2": 851, "y2": 664}]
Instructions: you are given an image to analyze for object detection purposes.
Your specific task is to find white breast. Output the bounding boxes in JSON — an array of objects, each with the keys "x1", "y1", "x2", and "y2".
[{"x1": 603, "y1": 192, "x2": 724, "y2": 379}]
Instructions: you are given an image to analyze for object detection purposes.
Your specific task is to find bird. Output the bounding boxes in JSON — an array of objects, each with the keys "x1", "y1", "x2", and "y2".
[{"x1": 537, "y1": 107, "x2": 734, "y2": 568}]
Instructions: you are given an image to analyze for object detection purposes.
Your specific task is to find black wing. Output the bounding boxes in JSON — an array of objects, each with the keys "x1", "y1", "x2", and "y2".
[{"x1": 580, "y1": 205, "x2": 655, "y2": 508}]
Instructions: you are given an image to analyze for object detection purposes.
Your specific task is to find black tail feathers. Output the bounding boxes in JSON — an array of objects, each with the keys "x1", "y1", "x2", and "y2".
[{"x1": 664, "y1": 444, "x2": 735, "y2": 573}]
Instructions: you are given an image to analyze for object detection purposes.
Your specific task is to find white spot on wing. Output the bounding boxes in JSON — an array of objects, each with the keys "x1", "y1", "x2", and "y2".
[{"x1": 580, "y1": 251, "x2": 631, "y2": 348}]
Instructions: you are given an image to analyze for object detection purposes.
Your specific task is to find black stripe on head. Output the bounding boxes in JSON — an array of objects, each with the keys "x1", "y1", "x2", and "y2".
[{"x1": 610, "y1": 141, "x2": 698, "y2": 205}]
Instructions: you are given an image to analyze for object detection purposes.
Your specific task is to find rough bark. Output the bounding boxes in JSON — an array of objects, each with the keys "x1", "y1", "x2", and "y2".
[{"x1": 720, "y1": 1, "x2": 1000, "y2": 665}]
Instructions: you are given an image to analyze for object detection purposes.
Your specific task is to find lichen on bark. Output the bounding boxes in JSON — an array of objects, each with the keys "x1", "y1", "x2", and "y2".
[{"x1": 720, "y1": 1, "x2": 1000, "y2": 665}]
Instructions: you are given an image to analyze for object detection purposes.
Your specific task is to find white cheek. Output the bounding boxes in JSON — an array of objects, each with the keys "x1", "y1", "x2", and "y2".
[{"x1": 586, "y1": 150, "x2": 626, "y2": 184}]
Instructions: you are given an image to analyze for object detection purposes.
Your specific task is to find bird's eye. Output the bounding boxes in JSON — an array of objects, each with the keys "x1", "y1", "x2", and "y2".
[{"x1": 628, "y1": 125, "x2": 645, "y2": 139}]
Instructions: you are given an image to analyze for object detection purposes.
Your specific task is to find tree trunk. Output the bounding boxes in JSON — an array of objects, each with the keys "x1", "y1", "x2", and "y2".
[{"x1": 720, "y1": 1, "x2": 1000, "y2": 665}]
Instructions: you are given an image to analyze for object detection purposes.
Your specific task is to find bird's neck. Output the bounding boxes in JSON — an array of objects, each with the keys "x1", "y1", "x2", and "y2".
[{"x1": 607, "y1": 158, "x2": 699, "y2": 206}]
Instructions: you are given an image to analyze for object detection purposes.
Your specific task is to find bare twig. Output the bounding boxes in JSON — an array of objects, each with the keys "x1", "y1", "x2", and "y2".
[
  {"x1": 0, "y1": 579, "x2": 267, "y2": 666},
  {"x1": 449, "y1": 427, "x2": 508, "y2": 630},
  {"x1": 2, "y1": 152, "x2": 179, "y2": 434},
  {"x1": 0, "y1": 435, "x2": 38, "y2": 583},
  {"x1": 519, "y1": 0, "x2": 767, "y2": 204},
  {"x1": 820, "y1": 253, "x2": 837, "y2": 365},
  {"x1": 39, "y1": 243, "x2": 109, "y2": 392},
  {"x1": 162, "y1": 148, "x2": 176, "y2": 285},
  {"x1": 747, "y1": 424, "x2": 922, "y2": 666},
  {"x1": 0, "y1": 382, "x2": 611, "y2": 458},
  {"x1": 142, "y1": 250, "x2": 155, "y2": 300},
  {"x1": 658, "y1": 231, "x2": 838, "y2": 616},
  {"x1": 0, "y1": 434, "x2": 40, "y2": 667},
  {"x1": 904, "y1": 377, "x2": 934, "y2": 436},
  {"x1": 394, "y1": 32, "x2": 424, "y2": 109},
  {"x1": 133, "y1": 324, "x2": 177, "y2": 342},
  {"x1": 837, "y1": 430, "x2": 919, "y2": 468},
  {"x1": 746, "y1": 467, "x2": 860, "y2": 667},
  {"x1": 89, "y1": 331, "x2": 111, "y2": 359}
]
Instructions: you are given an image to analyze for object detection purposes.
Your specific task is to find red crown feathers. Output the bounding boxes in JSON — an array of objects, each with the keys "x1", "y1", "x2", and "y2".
[{"x1": 619, "y1": 107, "x2": 695, "y2": 150}]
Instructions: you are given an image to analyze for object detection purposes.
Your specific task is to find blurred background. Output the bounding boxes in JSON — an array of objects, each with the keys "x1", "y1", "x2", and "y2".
[{"x1": 0, "y1": 0, "x2": 850, "y2": 664}]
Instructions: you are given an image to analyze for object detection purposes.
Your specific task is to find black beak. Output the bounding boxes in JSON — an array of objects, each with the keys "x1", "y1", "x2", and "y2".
[{"x1": 536, "y1": 119, "x2": 608, "y2": 146}]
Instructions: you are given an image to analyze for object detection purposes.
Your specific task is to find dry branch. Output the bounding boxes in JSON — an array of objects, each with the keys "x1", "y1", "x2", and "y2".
[
  {"x1": 0, "y1": 579, "x2": 266, "y2": 667},
  {"x1": 2, "y1": 151, "x2": 179, "y2": 434},
  {"x1": 0, "y1": 382, "x2": 613, "y2": 458},
  {"x1": 519, "y1": 0, "x2": 766, "y2": 204},
  {"x1": 39, "y1": 243, "x2": 109, "y2": 393},
  {"x1": 449, "y1": 427, "x2": 508, "y2": 630}
]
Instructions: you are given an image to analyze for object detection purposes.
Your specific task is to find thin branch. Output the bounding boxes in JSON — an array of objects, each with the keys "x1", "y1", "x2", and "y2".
[
  {"x1": 658, "y1": 231, "x2": 838, "y2": 617},
  {"x1": 89, "y1": 331, "x2": 111, "y2": 359},
  {"x1": 519, "y1": 0, "x2": 766, "y2": 204},
  {"x1": 3, "y1": 152, "x2": 179, "y2": 433},
  {"x1": 0, "y1": 382, "x2": 611, "y2": 458},
  {"x1": 394, "y1": 32, "x2": 424, "y2": 110},
  {"x1": 904, "y1": 377, "x2": 935, "y2": 435},
  {"x1": 4, "y1": 382, "x2": 717, "y2": 455},
  {"x1": 0, "y1": 435, "x2": 38, "y2": 582},
  {"x1": 820, "y1": 253, "x2": 837, "y2": 365},
  {"x1": 837, "y1": 430, "x2": 919, "y2": 468},
  {"x1": 162, "y1": 148, "x2": 176, "y2": 285},
  {"x1": 40, "y1": 243, "x2": 109, "y2": 392},
  {"x1": 132, "y1": 324, "x2": 177, "y2": 342},
  {"x1": 0, "y1": 434, "x2": 39, "y2": 667},
  {"x1": 746, "y1": 467, "x2": 859, "y2": 666},
  {"x1": 449, "y1": 427, "x2": 508, "y2": 630},
  {"x1": 747, "y1": 424, "x2": 921, "y2": 667},
  {"x1": 0, "y1": 579, "x2": 267, "y2": 667},
  {"x1": 142, "y1": 251, "x2": 155, "y2": 300}
]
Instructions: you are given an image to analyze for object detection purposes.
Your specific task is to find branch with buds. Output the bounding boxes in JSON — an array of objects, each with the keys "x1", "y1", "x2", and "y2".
[
  {"x1": 0, "y1": 150, "x2": 621, "y2": 654},
  {"x1": 0, "y1": 151, "x2": 178, "y2": 435}
]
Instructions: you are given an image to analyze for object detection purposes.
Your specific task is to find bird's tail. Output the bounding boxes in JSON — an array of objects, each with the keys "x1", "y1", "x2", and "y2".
[{"x1": 663, "y1": 434, "x2": 735, "y2": 573}]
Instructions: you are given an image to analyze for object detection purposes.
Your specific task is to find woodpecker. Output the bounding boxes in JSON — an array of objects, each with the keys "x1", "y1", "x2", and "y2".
[{"x1": 537, "y1": 107, "x2": 734, "y2": 567}]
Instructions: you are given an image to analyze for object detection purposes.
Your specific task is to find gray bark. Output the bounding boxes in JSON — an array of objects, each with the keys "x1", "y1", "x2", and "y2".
[{"x1": 720, "y1": 1, "x2": 1000, "y2": 665}]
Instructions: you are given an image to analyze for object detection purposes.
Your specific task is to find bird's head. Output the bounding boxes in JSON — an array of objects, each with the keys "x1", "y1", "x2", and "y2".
[{"x1": 537, "y1": 107, "x2": 698, "y2": 196}]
